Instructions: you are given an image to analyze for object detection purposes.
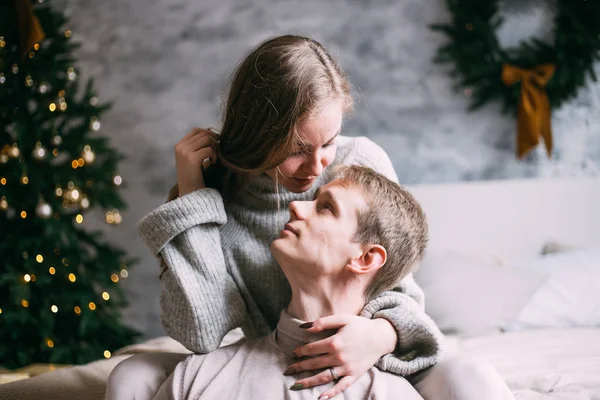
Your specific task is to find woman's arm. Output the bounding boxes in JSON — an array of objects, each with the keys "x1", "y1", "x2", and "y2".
[
  {"x1": 139, "y1": 188, "x2": 248, "y2": 353},
  {"x1": 360, "y1": 286, "x2": 443, "y2": 375}
]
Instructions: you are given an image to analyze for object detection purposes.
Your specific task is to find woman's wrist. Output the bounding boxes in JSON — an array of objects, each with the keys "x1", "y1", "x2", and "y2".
[{"x1": 373, "y1": 318, "x2": 398, "y2": 355}]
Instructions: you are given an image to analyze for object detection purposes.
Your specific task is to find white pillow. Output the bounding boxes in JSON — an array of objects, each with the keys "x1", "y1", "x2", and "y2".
[
  {"x1": 414, "y1": 251, "x2": 548, "y2": 337},
  {"x1": 504, "y1": 247, "x2": 600, "y2": 331}
]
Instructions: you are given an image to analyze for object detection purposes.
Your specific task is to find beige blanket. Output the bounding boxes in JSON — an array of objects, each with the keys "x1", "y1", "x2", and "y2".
[{"x1": 1, "y1": 328, "x2": 598, "y2": 400}]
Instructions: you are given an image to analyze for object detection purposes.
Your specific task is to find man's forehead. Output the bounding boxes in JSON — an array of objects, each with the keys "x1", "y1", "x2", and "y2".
[
  {"x1": 315, "y1": 181, "x2": 368, "y2": 208},
  {"x1": 314, "y1": 181, "x2": 341, "y2": 197}
]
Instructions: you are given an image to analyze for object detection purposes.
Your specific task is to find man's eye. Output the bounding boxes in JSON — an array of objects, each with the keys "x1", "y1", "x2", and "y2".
[{"x1": 323, "y1": 203, "x2": 334, "y2": 212}]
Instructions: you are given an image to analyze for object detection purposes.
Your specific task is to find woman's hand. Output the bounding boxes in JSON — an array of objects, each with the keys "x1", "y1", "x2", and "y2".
[
  {"x1": 174, "y1": 127, "x2": 220, "y2": 197},
  {"x1": 286, "y1": 315, "x2": 397, "y2": 399}
]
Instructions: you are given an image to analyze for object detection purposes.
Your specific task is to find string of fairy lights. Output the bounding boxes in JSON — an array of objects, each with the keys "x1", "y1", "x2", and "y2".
[{"x1": 0, "y1": 22, "x2": 128, "y2": 360}]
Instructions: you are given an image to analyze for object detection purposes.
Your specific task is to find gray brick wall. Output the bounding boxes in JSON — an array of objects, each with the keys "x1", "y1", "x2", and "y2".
[{"x1": 57, "y1": 0, "x2": 599, "y2": 339}]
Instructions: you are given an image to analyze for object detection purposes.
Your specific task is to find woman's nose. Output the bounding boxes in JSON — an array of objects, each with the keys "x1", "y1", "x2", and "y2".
[{"x1": 305, "y1": 152, "x2": 325, "y2": 176}]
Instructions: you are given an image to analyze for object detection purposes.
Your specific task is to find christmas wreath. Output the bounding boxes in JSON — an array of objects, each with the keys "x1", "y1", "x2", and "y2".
[{"x1": 430, "y1": 0, "x2": 600, "y2": 159}]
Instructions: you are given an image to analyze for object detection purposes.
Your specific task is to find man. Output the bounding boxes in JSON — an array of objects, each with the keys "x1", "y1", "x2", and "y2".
[{"x1": 153, "y1": 165, "x2": 439, "y2": 400}]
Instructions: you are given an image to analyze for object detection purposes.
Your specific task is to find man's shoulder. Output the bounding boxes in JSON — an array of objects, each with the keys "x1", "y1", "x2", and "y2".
[{"x1": 204, "y1": 334, "x2": 276, "y2": 357}]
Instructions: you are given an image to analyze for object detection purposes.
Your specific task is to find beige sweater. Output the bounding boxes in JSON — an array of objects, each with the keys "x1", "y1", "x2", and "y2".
[
  {"x1": 138, "y1": 136, "x2": 443, "y2": 376},
  {"x1": 153, "y1": 310, "x2": 424, "y2": 400}
]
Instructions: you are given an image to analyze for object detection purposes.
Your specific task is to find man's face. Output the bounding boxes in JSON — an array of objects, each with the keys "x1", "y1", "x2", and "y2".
[{"x1": 270, "y1": 181, "x2": 368, "y2": 276}]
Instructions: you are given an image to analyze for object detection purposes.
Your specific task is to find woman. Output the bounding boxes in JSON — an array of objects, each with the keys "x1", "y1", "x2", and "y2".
[{"x1": 107, "y1": 35, "x2": 513, "y2": 400}]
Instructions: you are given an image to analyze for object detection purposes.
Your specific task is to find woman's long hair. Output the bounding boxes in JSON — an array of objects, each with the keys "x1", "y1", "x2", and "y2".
[{"x1": 167, "y1": 35, "x2": 353, "y2": 203}]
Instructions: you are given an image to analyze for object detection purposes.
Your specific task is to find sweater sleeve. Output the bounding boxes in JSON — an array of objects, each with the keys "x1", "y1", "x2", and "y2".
[
  {"x1": 138, "y1": 188, "x2": 248, "y2": 353},
  {"x1": 352, "y1": 137, "x2": 443, "y2": 375},
  {"x1": 360, "y1": 287, "x2": 443, "y2": 376}
]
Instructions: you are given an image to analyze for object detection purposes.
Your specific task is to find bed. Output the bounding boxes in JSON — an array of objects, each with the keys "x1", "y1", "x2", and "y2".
[
  {"x1": 411, "y1": 177, "x2": 600, "y2": 400},
  {"x1": 1, "y1": 177, "x2": 599, "y2": 399}
]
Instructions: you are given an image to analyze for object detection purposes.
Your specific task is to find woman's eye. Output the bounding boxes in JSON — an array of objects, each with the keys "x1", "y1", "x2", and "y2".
[{"x1": 323, "y1": 203, "x2": 334, "y2": 212}]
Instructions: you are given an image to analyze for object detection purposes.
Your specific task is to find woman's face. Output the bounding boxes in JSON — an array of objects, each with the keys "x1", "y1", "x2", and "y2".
[{"x1": 265, "y1": 100, "x2": 343, "y2": 193}]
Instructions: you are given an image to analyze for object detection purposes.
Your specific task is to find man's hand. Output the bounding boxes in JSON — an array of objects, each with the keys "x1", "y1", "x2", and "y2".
[{"x1": 285, "y1": 315, "x2": 397, "y2": 399}]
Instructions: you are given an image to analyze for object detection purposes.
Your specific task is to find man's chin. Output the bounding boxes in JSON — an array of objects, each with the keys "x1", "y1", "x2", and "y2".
[
  {"x1": 269, "y1": 237, "x2": 285, "y2": 256},
  {"x1": 270, "y1": 242, "x2": 294, "y2": 267}
]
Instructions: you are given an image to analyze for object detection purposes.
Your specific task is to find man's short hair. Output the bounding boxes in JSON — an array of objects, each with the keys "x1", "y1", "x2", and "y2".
[{"x1": 332, "y1": 165, "x2": 428, "y2": 301}]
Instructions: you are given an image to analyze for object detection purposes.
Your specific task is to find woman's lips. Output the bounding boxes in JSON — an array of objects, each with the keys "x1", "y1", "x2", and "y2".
[{"x1": 293, "y1": 176, "x2": 316, "y2": 185}]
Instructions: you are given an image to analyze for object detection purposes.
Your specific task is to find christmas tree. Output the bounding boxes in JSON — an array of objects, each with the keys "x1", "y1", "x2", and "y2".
[{"x1": 0, "y1": 0, "x2": 139, "y2": 369}]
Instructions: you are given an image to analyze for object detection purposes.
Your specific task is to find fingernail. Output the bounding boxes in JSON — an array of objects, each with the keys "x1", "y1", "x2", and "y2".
[
  {"x1": 319, "y1": 396, "x2": 329, "y2": 400},
  {"x1": 283, "y1": 367, "x2": 296, "y2": 375},
  {"x1": 290, "y1": 383, "x2": 304, "y2": 391},
  {"x1": 299, "y1": 322, "x2": 314, "y2": 329}
]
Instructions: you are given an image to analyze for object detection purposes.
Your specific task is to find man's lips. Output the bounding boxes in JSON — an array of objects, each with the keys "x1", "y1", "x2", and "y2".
[{"x1": 283, "y1": 223, "x2": 298, "y2": 235}]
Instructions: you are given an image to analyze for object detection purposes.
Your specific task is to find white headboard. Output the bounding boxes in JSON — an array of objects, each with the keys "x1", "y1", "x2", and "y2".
[{"x1": 407, "y1": 178, "x2": 600, "y2": 258}]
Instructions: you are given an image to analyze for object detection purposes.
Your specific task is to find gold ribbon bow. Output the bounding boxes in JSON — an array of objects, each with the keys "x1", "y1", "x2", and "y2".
[
  {"x1": 14, "y1": 0, "x2": 45, "y2": 60},
  {"x1": 501, "y1": 63, "x2": 556, "y2": 159}
]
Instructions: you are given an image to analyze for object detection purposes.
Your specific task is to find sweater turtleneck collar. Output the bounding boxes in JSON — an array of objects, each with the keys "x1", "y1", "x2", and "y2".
[
  {"x1": 227, "y1": 135, "x2": 354, "y2": 209},
  {"x1": 272, "y1": 309, "x2": 335, "y2": 356},
  {"x1": 235, "y1": 171, "x2": 329, "y2": 206}
]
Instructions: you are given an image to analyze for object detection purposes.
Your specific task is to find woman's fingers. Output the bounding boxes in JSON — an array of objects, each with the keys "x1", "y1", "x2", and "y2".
[
  {"x1": 318, "y1": 376, "x2": 357, "y2": 400},
  {"x1": 306, "y1": 315, "x2": 355, "y2": 332},
  {"x1": 285, "y1": 353, "x2": 337, "y2": 375},
  {"x1": 182, "y1": 127, "x2": 220, "y2": 142},
  {"x1": 186, "y1": 134, "x2": 219, "y2": 152},
  {"x1": 195, "y1": 147, "x2": 217, "y2": 166},
  {"x1": 293, "y1": 337, "x2": 336, "y2": 359},
  {"x1": 174, "y1": 128, "x2": 220, "y2": 196},
  {"x1": 176, "y1": 135, "x2": 218, "y2": 164},
  {"x1": 289, "y1": 367, "x2": 341, "y2": 391}
]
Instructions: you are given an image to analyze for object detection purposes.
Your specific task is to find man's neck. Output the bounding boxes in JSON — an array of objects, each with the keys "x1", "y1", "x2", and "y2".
[{"x1": 286, "y1": 278, "x2": 366, "y2": 322}]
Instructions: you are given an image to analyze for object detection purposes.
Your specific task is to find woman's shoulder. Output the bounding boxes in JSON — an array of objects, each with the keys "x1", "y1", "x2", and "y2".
[
  {"x1": 336, "y1": 135, "x2": 388, "y2": 162},
  {"x1": 335, "y1": 135, "x2": 398, "y2": 183}
]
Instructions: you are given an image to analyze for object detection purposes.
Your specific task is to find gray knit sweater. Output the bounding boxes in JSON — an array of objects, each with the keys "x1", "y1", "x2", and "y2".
[{"x1": 138, "y1": 136, "x2": 443, "y2": 376}]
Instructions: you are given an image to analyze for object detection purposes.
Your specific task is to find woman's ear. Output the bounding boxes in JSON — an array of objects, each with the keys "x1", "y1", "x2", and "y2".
[{"x1": 347, "y1": 245, "x2": 387, "y2": 275}]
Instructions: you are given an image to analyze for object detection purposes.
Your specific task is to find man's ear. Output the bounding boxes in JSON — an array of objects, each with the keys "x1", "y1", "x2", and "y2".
[{"x1": 347, "y1": 245, "x2": 387, "y2": 275}]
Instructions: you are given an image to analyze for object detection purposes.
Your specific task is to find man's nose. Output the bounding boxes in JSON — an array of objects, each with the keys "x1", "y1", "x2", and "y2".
[{"x1": 288, "y1": 200, "x2": 309, "y2": 220}]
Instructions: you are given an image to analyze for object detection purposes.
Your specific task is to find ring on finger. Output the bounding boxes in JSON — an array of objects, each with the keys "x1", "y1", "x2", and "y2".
[{"x1": 329, "y1": 367, "x2": 340, "y2": 381}]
